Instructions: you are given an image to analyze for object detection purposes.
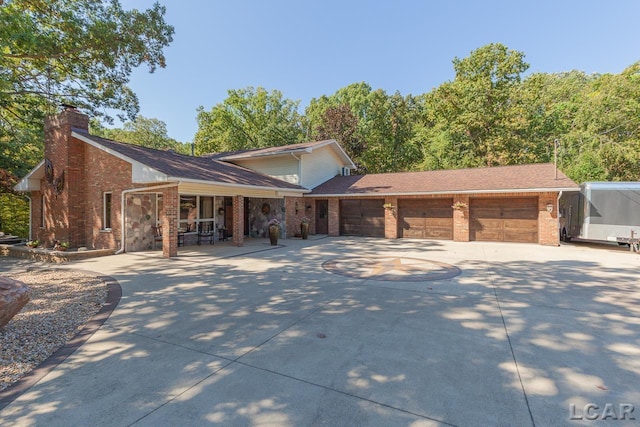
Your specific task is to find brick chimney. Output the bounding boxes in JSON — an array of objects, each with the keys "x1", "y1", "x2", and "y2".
[{"x1": 42, "y1": 105, "x2": 90, "y2": 248}]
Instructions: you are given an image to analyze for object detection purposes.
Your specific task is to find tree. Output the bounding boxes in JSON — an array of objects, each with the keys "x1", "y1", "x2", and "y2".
[
  {"x1": 311, "y1": 103, "x2": 365, "y2": 169},
  {"x1": 418, "y1": 43, "x2": 530, "y2": 169},
  {"x1": 0, "y1": 0, "x2": 174, "y2": 130},
  {"x1": 91, "y1": 116, "x2": 191, "y2": 154},
  {"x1": 194, "y1": 87, "x2": 305, "y2": 154},
  {"x1": 0, "y1": 0, "x2": 174, "y2": 237}
]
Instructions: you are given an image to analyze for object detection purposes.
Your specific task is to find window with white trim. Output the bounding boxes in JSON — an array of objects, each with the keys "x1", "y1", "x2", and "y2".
[
  {"x1": 103, "y1": 192, "x2": 112, "y2": 230},
  {"x1": 40, "y1": 194, "x2": 45, "y2": 228}
]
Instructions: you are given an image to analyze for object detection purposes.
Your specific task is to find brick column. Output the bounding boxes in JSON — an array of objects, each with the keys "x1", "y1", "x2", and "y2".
[
  {"x1": 162, "y1": 186, "x2": 178, "y2": 258},
  {"x1": 453, "y1": 195, "x2": 470, "y2": 242},
  {"x1": 538, "y1": 192, "x2": 559, "y2": 246},
  {"x1": 232, "y1": 195, "x2": 244, "y2": 247},
  {"x1": 328, "y1": 198, "x2": 340, "y2": 236},
  {"x1": 384, "y1": 196, "x2": 398, "y2": 238}
]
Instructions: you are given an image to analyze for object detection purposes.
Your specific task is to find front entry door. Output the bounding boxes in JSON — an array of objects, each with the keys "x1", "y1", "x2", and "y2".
[{"x1": 316, "y1": 200, "x2": 328, "y2": 234}]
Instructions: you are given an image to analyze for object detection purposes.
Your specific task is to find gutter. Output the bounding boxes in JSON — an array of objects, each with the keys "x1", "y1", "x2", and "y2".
[
  {"x1": 115, "y1": 182, "x2": 180, "y2": 255},
  {"x1": 26, "y1": 195, "x2": 32, "y2": 241}
]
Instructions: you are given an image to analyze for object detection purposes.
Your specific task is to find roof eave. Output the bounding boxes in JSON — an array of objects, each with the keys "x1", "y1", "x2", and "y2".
[
  {"x1": 308, "y1": 187, "x2": 579, "y2": 197},
  {"x1": 13, "y1": 160, "x2": 45, "y2": 192},
  {"x1": 170, "y1": 176, "x2": 310, "y2": 194}
]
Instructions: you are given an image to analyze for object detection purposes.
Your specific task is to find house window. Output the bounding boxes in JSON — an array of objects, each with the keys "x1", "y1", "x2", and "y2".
[
  {"x1": 40, "y1": 194, "x2": 45, "y2": 228},
  {"x1": 103, "y1": 192, "x2": 112, "y2": 230},
  {"x1": 179, "y1": 195, "x2": 197, "y2": 231},
  {"x1": 200, "y1": 196, "x2": 214, "y2": 221}
]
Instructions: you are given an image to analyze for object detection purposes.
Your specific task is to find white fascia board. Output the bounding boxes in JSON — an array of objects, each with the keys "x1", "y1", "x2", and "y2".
[
  {"x1": 306, "y1": 187, "x2": 578, "y2": 198},
  {"x1": 72, "y1": 131, "x2": 167, "y2": 183},
  {"x1": 171, "y1": 177, "x2": 310, "y2": 195},
  {"x1": 13, "y1": 160, "x2": 45, "y2": 192},
  {"x1": 221, "y1": 147, "x2": 312, "y2": 161}
]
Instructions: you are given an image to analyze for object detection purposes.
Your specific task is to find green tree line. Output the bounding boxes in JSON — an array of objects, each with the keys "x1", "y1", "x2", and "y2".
[{"x1": 196, "y1": 44, "x2": 640, "y2": 183}]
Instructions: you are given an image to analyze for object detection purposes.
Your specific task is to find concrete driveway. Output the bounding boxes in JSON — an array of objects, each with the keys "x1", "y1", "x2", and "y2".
[{"x1": 0, "y1": 237, "x2": 638, "y2": 426}]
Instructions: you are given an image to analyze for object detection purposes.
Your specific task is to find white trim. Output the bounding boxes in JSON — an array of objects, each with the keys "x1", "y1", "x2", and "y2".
[
  {"x1": 103, "y1": 192, "x2": 112, "y2": 230},
  {"x1": 308, "y1": 187, "x2": 579, "y2": 198},
  {"x1": 13, "y1": 160, "x2": 44, "y2": 192},
  {"x1": 170, "y1": 176, "x2": 310, "y2": 194}
]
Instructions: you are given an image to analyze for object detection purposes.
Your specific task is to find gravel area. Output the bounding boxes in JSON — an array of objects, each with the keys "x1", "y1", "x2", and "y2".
[{"x1": 0, "y1": 269, "x2": 107, "y2": 391}]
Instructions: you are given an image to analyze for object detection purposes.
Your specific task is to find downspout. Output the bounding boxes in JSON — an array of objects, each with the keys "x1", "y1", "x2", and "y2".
[
  {"x1": 115, "y1": 182, "x2": 180, "y2": 254},
  {"x1": 25, "y1": 195, "x2": 32, "y2": 241},
  {"x1": 290, "y1": 153, "x2": 301, "y2": 186}
]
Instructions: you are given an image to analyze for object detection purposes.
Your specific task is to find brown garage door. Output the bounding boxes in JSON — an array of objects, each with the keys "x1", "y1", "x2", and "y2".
[
  {"x1": 340, "y1": 199, "x2": 385, "y2": 237},
  {"x1": 470, "y1": 197, "x2": 538, "y2": 243},
  {"x1": 398, "y1": 198, "x2": 453, "y2": 239}
]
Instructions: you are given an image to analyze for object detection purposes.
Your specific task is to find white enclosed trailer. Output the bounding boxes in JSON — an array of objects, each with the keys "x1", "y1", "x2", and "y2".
[{"x1": 559, "y1": 182, "x2": 640, "y2": 249}]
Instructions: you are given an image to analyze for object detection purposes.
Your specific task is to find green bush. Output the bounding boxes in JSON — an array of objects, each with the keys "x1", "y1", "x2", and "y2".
[{"x1": 0, "y1": 192, "x2": 29, "y2": 237}]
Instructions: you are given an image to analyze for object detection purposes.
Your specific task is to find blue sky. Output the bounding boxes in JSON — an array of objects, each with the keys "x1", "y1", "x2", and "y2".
[{"x1": 118, "y1": 0, "x2": 640, "y2": 143}]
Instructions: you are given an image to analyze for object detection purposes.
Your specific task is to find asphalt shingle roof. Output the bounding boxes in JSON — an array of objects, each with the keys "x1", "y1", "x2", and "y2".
[
  {"x1": 74, "y1": 130, "x2": 306, "y2": 190},
  {"x1": 311, "y1": 163, "x2": 578, "y2": 195}
]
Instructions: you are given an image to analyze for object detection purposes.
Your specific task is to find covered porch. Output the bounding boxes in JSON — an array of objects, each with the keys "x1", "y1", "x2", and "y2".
[{"x1": 124, "y1": 181, "x2": 306, "y2": 258}]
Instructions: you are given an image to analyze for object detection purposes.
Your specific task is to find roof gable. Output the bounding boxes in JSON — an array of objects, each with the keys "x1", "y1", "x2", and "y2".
[{"x1": 210, "y1": 139, "x2": 356, "y2": 168}]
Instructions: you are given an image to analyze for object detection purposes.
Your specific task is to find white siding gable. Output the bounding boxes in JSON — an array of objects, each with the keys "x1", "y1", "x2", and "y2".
[
  {"x1": 300, "y1": 145, "x2": 344, "y2": 189},
  {"x1": 231, "y1": 156, "x2": 300, "y2": 185}
]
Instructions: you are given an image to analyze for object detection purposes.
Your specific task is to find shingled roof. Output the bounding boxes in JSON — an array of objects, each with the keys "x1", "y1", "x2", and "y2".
[
  {"x1": 73, "y1": 130, "x2": 306, "y2": 191},
  {"x1": 311, "y1": 163, "x2": 578, "y2": 196}
]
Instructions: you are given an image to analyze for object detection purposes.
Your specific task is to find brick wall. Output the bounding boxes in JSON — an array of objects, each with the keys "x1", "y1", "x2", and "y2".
[
  {"x1": 38, "y1": 107, "x2": 90, "y2": 248},
  {"x1": 384, "y1": 196, "x2": 398, "y2": 238},
  {"x1": 453, "y1": 195, "x2": 470, "y2": 242},
  {"x1": 538, "y1": 192, "x2": 560, "y2": 246},
  {"x1": 285, "y1": 196, "x2": 312, "y2": 237},
  {"x1": 163, "y1": 186, "x2": 178, "y2": 257},
  {"x1": 316, "y1": 191, "x2": 560, "y2": 246},
  {"x1": 232, "y1": 195, "x2": 244, "y2": 246}
]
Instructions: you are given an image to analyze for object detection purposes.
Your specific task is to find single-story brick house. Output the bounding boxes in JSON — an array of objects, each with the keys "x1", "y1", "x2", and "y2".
[{"x1": 15, "y1": 107, "x2": 578, "y2": 257}]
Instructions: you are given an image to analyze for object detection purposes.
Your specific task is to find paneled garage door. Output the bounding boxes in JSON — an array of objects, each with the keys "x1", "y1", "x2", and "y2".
[
  {"x1": 398, "y1": 198, "x2": 453, "y2": 239},
  {"x1": 470, "y1": 197, "x2": 538, "y2": 243},
  {"x1": 340, "y1": 199, "x2": 385, "y2": 237}
]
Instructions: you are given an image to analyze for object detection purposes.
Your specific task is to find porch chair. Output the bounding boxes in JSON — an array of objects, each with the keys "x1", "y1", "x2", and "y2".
[
  {"x1": 197, "y1": 221, "x2": 215, "y2": 245},
  {"x1": 152, "y1": 225, "x2": 163, "y2": 250}
]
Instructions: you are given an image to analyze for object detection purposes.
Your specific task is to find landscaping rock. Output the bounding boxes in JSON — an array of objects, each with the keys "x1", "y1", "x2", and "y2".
[{"x1": 0, "y1": 276, "x2": 31, "y2": 328}]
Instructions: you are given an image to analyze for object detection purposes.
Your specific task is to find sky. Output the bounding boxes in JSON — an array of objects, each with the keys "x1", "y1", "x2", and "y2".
[{"x1": 117, "y1": 0, "x2": 640, "y2": 143}]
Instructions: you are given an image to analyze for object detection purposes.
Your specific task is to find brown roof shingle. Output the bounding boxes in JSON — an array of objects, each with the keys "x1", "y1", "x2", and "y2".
[
  {"x1": 74, "y1": 130, "x2": 306, "y2": 191},
  {"x1": 311, "y1": 163, "x2": 578, "y2": 195}
]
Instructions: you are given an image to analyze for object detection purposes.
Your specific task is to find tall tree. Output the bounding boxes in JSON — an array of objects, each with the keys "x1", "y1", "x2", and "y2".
[
  {"x1": 311, "y1": 103, "x2": 365, "y2": 170},
  {"x1": 194, "y1": 87, "x2": 305, "y2": 154},
  {"x1": 91, "y1": 116, "x2": 191, "y2": 154},
  {"x1": 0, "y1": 0, "x2": 174, "y2": 237},
  {"x1": 0, "y1": 0, "x2": 174, "y2": 132},
  {"x1": 419, "y1": 43, "x2": 530, "y2": 169}
]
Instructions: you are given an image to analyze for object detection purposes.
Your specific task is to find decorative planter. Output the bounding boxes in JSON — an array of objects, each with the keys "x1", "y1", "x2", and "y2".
[
  {"x1": 268, "y1": 225, "x2": 279, "y2": 245},
  {"x1": 300, "y1": 223, "x2": 309, "y2": 240}
]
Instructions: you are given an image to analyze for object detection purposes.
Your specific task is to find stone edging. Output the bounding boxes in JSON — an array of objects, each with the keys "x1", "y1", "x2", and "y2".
[
  {"x1": 0, "y1": 271, "x2": 122, "y2": 410},
  {"x1": 0, "y1": 245, "x2": 114, "y2": 263}
]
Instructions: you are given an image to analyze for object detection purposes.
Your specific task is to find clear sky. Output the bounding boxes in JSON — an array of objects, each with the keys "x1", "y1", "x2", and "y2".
[{"x1": 118, "y1": 0, "x2": 640, "y2": 143}]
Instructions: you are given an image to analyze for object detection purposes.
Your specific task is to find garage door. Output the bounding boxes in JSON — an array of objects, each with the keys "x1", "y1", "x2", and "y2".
[
  {"x1": 398, "y1": 198, "x2": 453, "y2": 239},
  {"x1": 340, "y1": 199, "x2": 385, "y2": 237},
  {"x1": 470, "y1": 197, "x2": 538, "y2": 243}
]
